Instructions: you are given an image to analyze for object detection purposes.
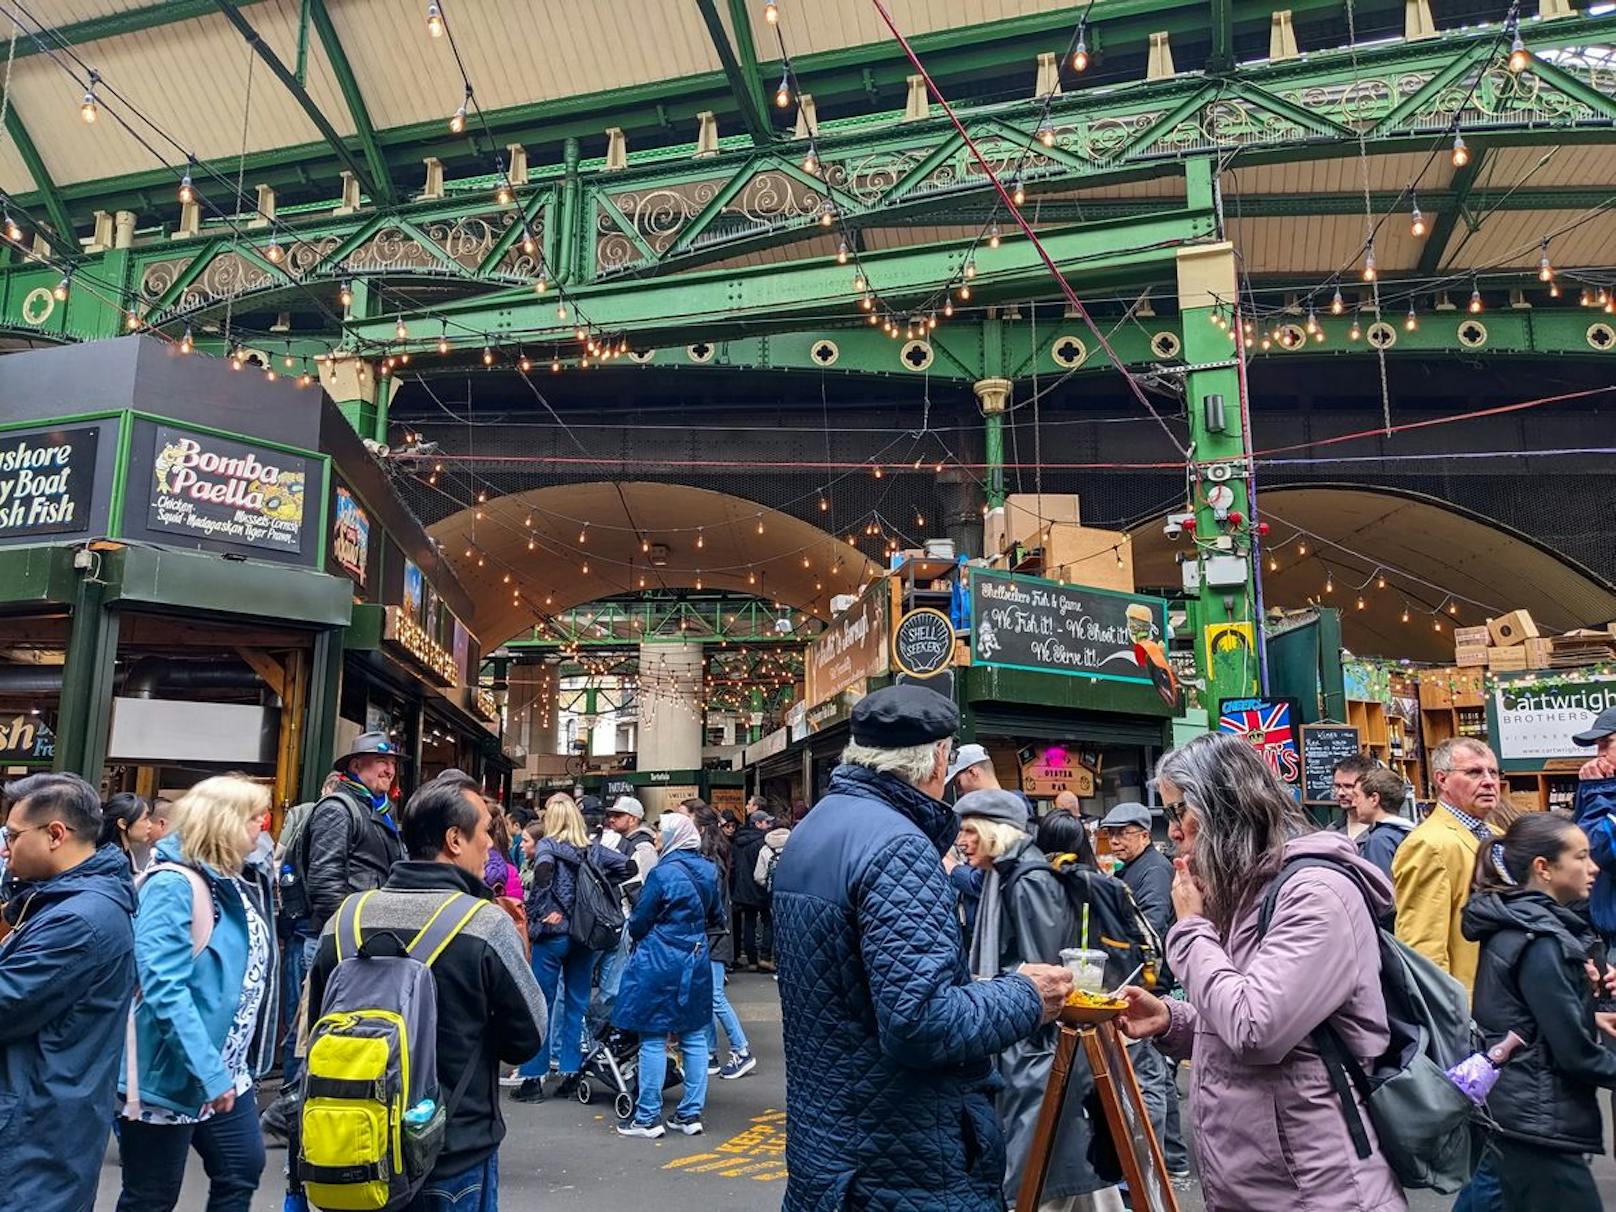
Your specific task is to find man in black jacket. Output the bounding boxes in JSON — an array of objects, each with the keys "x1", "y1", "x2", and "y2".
[
  {"x1": 305, "y1": 773, "x2": 547, "y2": 1207},
  {"x1": 730, "y1": 808, "x2": 772, "y2": 971},
  {"x1": 301, "y1": 732, "x2": 409, "y2": 931}
]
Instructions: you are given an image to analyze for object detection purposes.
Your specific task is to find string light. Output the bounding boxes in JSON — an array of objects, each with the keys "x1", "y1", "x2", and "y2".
[
  {"x1": 178, "y1": 165, "x2": 195, "y2": 205},
  {"x1": 52, "y1": 273, "x2": 70, "y2": 301},
  {"x1": 763, "y1": 0, "x2": 778, "y2": 24},
  {"x1": 425, "y1": 1, "x2": 444, "y2": 36},
  {"x1": 179, "y1": 325, "x2": 193, "y2": 353},
  {"x1": 1404, "y1": 305, "x2": 1418, "y2": 332},
  {"x1": 1508, "y1": 33, "x2": 1530, "y2": 73},
  {"x1": 1071, "y1": 27, "x2": 1089, "y2": 71},
  {"x1": 482, "y1": 345, "x2": 494, "y2": 365},
  {"x1": 1011, "y1": 176, "x2": 1026, "y2": 207},
  {"x1": 1410, "y1": 194, "x2": 1425, "y2": 238},
  {"x1": 963, "y1": 256, "x2": 977, "y2": 280},
  {"x1": 2, "y1": 211, "x2": 19, "y2": 242},
  {"x1": 1538, "y1": 241, "x2": 1554, "y2": 282},
  {"x1": 265, "y1": 241, "x2": 284, "y2": 263},
  {"x1": 835, "y1": 239, "x2": 848, "y2": 264},
  {"x1": 449, "y1": 88, "x2": 470, "y2": 134},
  {"x1": 1468, "y1": 282, "x2": 1483, "y2": 313},
  {"x1": 1348, "y1": 315, "x2": 1361, "y2": 342},
  {"x1": 339, "y1": 281, "x2": 354, "y2": 308},
  {"x1": 988, "y1": 221, "x2": 1001, "y2": 249},
  {"x1": 80, "y1": 72, "x2": 100, "y2": 124},
  {"x1": 395, "y1": 315, "x2": 408, "y2": 340},
  {"x1": 1451, "y1": 132, "x2": 1470, "y2": 168},
  {"x1": 495, "y1": 180, "x2": 512, "y2": 206},
  {"x1": 802, "y1": 143, "x2": 819, "y2": 175},
  {"x1": 1361, "y1": 245, "x2": 1376, "y2": 282},
  {"x1": 1037, "y1": 121, "x2": 1055, "y2": 148},
  {"x1": 1329, "y1": 288, "x2": 1344, "y2": 315}
]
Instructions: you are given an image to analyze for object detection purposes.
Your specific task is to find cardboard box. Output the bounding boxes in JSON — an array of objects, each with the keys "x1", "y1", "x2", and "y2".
[
  {"x1": 1455, "y1": 645, "x2": 1489, "y2": 668},
  {"x1": 1005, "y1": 493, "x2": 1081, "y2": 549},
  {"x1": 1524, "y1": 638, "x2": 1554, "y2": 669},
  {"x1": 1489, "y1": 609, "x2": 1539, "y2": 647},
  {"x1": 1452, "y1": 626, "x2": 1491, "y2": 649},
  {"x1": 1042, "y1": 522, "x2": 1134, "y2": 594},
  {"x1": 1488, "y1": 645, "x2": 1529, "y2": 671}
]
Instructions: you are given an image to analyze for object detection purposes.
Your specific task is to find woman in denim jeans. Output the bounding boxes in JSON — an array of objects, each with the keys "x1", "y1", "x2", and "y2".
[{"x1": 693, "y1": 805, "x2": 757, "y2": 1081}]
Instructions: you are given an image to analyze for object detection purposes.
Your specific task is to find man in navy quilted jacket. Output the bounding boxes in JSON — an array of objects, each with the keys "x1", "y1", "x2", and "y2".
[{"x1": 773, "y1": 684, "x2": 1073, "y2": 1210}]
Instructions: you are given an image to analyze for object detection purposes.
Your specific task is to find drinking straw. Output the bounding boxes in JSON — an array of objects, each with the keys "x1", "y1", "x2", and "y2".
[{"x1": 1081, "y1": 903, "x2": 1090, "y2": 951}]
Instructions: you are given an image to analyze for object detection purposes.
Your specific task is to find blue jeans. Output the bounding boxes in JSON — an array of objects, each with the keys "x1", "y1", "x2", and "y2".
[
  {"x1": 405, "y1": 1154, "x2": 498, "y2": 1212},
  {"x1": 279, "y1": 932, "x2": 317, "y2": 1080},
  {"x1": 116, "y1": 1086, "x2": 265, "y2": 1212},
  {"x1": 1454, "y1": 1155, "x2": 1503, "y2": 1212},
  {"x1": 707, "y1": 961, "x2": 749, "y2": 1054},
  {"x1": 597, "y1": 930, "x2": 629, "y2": 1005},
  {"x1": 520, "y1": 934, "x2": 593, "y2": 1077},
  {"x1": 634, "y1": 1030, "x2": 709, "y2": 1125}
]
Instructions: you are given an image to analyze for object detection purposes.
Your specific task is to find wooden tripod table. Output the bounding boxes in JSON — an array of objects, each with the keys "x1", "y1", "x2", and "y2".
[{"x1": 1014, "y1": 1016, "x2": 1180, "y2": 1212}]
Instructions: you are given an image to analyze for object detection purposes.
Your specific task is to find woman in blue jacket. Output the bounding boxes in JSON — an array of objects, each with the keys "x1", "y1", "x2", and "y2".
[
  {"x1": 117, "y1": 775, "x2": 275, "y2": 1212},
  {"x1": 614, "y1": 812, "x2": 725, "y2": 1139}
]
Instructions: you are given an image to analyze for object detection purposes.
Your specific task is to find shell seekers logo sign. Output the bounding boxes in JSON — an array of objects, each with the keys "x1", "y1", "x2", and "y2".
[{"x1": 149, "y1": 425, "x2": 306, "y2": 555}]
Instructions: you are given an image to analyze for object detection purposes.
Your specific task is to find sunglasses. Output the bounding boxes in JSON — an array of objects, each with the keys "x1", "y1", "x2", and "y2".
[{"x1": 1161, "y1": 799, "x2": 1188, "y2": 827}]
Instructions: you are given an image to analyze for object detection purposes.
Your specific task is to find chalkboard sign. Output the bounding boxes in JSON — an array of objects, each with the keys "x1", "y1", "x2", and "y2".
[
  {"x1": 969, "y1": 569, "x2": 1172, "y2": 692},
  {"x1": 892, "y1": 607, "x2": 954, "y2": 678},
  {"x1": 0, "y1": 424, "x2": 97, "y2": 540},
  {"x1": 1302, "y1": 724, "x2": 1362, "y2": 804}
]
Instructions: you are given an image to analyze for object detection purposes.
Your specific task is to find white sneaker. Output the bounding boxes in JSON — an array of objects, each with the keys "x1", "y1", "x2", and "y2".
[
  {"x1": 720, "y1": 1050, "x2": 757, "y2": 1080},
  {"x1": 617, "y1": 1119, "x2": 666, "y2": 1138},
  {"x1": 497, "y1": 1069, "x2": 523, "y2": 1088}
]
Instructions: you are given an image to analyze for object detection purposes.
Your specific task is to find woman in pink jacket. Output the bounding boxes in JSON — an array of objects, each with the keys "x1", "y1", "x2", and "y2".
[{"x1": 1119, "y1": 732, "x2": 1406, "y2": 1212}]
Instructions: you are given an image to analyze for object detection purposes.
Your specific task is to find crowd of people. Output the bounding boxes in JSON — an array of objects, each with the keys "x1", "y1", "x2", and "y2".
[
  {"x1": 0, "y1": 731, "x2": 793, "y2": 1212},
  {"x1": 8, "y1": 695, "x2": 1616, "y2": 1210}
]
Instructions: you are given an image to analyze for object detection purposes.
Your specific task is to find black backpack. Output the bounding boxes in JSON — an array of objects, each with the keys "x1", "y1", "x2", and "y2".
[
  {"x1": 1257, "y1": 855, "x2": 1484, "y2": 1194},
  {"x1": 568, "y1": 850, "x2": 626, "y2": 952},
  {"x1": 1005, "y1": 857, "x2": 1166, "y2": 991}
]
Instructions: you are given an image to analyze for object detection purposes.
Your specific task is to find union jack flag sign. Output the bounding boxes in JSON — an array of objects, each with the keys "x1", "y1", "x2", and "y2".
[{"x1": 1217, "y1": 696, "x2": 1303, "y2": 786}]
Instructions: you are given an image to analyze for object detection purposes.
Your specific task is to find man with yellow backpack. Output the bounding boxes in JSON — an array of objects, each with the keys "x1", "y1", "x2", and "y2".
[{"x1": 293, "y1": 770, "x2": 546, "y2": 1211}]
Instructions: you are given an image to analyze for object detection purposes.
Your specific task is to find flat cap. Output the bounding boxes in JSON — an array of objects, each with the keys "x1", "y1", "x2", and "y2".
[
  {"x1": 849, "y1": 683, "x2": 959, "y2": 748},
  {"x1": 1099, "y1": 802, "x2": 1153, "y2": 831},
  {"x1": 953, "y1": 788, "x2": 1029, "y2": 831}
]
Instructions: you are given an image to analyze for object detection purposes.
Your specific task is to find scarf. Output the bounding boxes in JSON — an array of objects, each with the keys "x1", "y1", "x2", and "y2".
[
  {"x1": 968, "y1": 864, "x2": 1002, "y2": 979},
  {"x1": 660, "y1": 813, "x2": 701, "y2": 854}
]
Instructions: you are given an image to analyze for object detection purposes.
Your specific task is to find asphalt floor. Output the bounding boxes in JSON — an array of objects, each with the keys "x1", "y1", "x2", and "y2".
[{"x1": 96, "y1": 970, "x2": 1616, "y2": 1209}]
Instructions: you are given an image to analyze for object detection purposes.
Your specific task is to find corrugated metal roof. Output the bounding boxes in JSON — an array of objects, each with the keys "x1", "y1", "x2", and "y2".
[
  {"x1": 1224, "y1": 152, "x2": 1455, "y2": 200},
  {"x1": 1483, "y1": 144, "x2": 1616, "y2": 190},
  {"x1": 328, "y1": 0, "x2": 724, "y2": 131},
  {"x1": 746, "y1": 0, "x2": 1071, "y2": 64},
  {"x1": 1226, "y1": 215, "x2": 1426, "y2": 275},
  {"x1": 4, "y1": 0, "x2": 352, "y2": 187},
  {"x1": 1447, "y1": 207, "x2": 1616, "y2": 272},
  {"x1": 23, "y1": 1, "x2": 152, "y2": 23}
]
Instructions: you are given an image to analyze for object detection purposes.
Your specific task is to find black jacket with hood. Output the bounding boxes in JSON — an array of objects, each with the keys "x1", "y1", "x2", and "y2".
[
  {"x1": 301, "y1": 780, "x2": 408, "y2": 930},
  {"x1": 1462, "y1": 888, "x2": 1616, "y2": 1152},
  {"x1": 730, "y1": 823, "x2": 769, "y2": 907}
]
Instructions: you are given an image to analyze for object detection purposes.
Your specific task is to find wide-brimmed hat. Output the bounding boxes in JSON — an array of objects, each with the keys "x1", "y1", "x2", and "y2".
[{"x1": 333, "y1": 730, "x2": 404, "y2": 771}]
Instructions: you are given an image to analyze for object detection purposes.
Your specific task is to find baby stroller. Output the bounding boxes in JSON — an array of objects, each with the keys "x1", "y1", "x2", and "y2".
[{"x1": 574, "y1": 988, "x2": 684, "y2": 1120}]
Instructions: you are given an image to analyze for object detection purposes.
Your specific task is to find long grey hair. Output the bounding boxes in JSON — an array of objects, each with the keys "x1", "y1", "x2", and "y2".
[{"x1": 1156, "y1": 732, "x2": 1310, "y2": 931}]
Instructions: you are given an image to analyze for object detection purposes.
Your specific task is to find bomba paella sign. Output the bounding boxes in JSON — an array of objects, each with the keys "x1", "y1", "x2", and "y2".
[{"x1": 148, "y1": 425, "x2": 307, "y2": 555}]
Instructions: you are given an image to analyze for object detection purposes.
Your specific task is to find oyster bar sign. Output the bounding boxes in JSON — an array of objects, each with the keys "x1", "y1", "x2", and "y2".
[{"x1": 149, "y1": 425, "x2": 306, "y2": 555}]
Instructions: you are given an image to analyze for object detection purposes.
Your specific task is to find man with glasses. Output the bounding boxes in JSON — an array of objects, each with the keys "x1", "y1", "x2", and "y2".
[
  {"x1": 0, "y1": 773, "x2": 137, "y2": 1212},
  {"x1": 1331, "y1": 753, "x2": 1378, "y2": 840},
  {"x1": 1392, "y1": 737, "x2": 1505, "y2": 992}
]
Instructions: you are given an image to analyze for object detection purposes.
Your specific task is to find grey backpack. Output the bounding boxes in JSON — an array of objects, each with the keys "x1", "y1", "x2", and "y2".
[{"x1": 1259, "y1": 856, "x2": 1484, "y2": 1194}]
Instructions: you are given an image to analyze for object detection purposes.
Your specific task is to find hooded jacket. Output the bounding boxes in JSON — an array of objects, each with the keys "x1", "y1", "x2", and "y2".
[
  {"x1": 613, "y1": 847, "x2": 725, "y2": 1035},
  {"x1": 754, "y1": 826, "x2": 790, "y2": 890},
  {"x1": 1356, "y1": 815, "x2": 1416, "y2": 882},
  {"x1": 524, "y1": 837, "x2": 632, "y2": 940},
  {"x1": 0, "y1": 845, "x2": 135, "y2": 1212},
  {"x1": 1574, "y1": 776, "x2": 1616, "y2": 941},
  {"x1": 301, "y1": 780, "x2": 408, "y2": 930},
  {"x1": 1463, "y1": 888, "x2": 1616, "y2": 1152},
  {"x1": 730, "y1": 823, "x2": 770, "y2": 907},
  {"x1": 1159, "y1": 831, "x2": 1405, "y2": 1212},
  {"x1": 309, "y1": 861, "x2": 547, "y2": 1178},
  {"x1": 772, "y1": 762, "x2": 1045, "y2": 1212}
]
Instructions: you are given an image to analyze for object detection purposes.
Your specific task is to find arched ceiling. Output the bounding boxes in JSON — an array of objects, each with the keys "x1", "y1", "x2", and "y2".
[
  {"x1": 431, "y1": 481, "x2": 881, "y2": 646},
  {"x1": 1129, "y1": 485, "x2": 1616, "y2": 664}
]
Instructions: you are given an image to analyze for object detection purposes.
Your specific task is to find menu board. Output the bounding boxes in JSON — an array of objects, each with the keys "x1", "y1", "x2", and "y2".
[
  {"x1": 147, "y1": 424, "x2": 309, "y2": 556},
  {"x1": 969, "y1": 570, "x2": 1173, "y2": 695},
  {"x1": 0, "y1": 425, "x2": 97, "y2": 540},
  {"x1": 1301, "y1": 724, "x2": 1362, "y2": 804}
]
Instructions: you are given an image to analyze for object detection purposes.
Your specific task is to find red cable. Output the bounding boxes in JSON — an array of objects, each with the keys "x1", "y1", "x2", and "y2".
[{"x1": 865, "y1": 0, "x2": 1191, "y2": 459}]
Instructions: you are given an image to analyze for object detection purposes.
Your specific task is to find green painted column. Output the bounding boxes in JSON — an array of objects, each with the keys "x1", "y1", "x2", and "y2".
[
  {"x1": 298, "y1": 628, "x2": 341, "y2": 801},
  {"x1": 54, "y1": 575, "x2": 120, "y2": 779},
  {"x1": 975, "y1": 378, "x2": 1011, "y2": 509},
  {"x1": 1176, "y1": 238, "x2": 1260, "y2": 705}
]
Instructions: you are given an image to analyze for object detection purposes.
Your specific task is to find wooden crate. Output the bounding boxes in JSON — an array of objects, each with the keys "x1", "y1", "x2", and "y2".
[
  {"x1": 1455, "y1": 645, "x2": 1488, "y2": 668},
  {"x1": 1452, "y1": 626, "x2": 1491, "y2": 649}
]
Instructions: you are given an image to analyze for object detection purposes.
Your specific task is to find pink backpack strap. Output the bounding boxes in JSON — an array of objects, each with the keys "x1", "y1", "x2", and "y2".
[{"x1": 124, "y1": 861, "x2": 215, "y2": 1116}]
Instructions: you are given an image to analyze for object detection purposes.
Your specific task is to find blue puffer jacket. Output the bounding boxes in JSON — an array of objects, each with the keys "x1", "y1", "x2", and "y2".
[
  {"x1": 773, "y1": 763, "x2": 1046, "y2": 1212},
  {"x1": 120, "y1": 834, "x2": 253, "y2": 1113},
  {"x1": 613, "y1": 848, "x2": 723, "y2": 1035},
  {"x1": 525, "y1": 837, "x2": 633, "y2": 940},
  {"x1": 0, "y1": 844, "x2": 135, "y2": 1212},
  {"x1": 1576, "y1": 776, "x2": 1616, "y2": 942}
]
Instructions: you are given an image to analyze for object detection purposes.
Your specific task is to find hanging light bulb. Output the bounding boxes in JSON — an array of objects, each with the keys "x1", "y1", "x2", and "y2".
[
  {"x1": 963, "y1": 256, "x2": 976, "y2": 280},
  {"x1": 1410, "y1": 196, "x2": 1425, "y2": 238},
  {"x1": 52, "y1": 273, "x2": 70, "y2": 301},
  {"x1": 339, "y1": 281, "x2": 354, "y2": 308},
  {"x1": 551, "y1": 357, "x2": 561, "y2": 372},
  {"x1": 1010, "y1": 176, "x2": 1026, "y2": 207},
  {"x1": 1401, "y1": 604, "x2": 1411, "y2": 624},
  {"x1": 437, "y1": 327, "x2": 450, "y2": 355},
  {"x1": 482, "y1": 345, "x2": 494, "y2": 365},
  {"x1": 265, "y1": 241, "x2": 284, "y2": 263},
  {"x1": 775, "y1": 71, "x2": 791, "y2": 109},
  {"x1": 958, "y1": 283, "x2": 971, "y2": 300},
  {"x1": 3, "y1": 211, "x2": 20, "y2": 242},
  {"x1": 835, "y1": 239, "x2": 848, "y2": 264},
  {"x1": 988, "y1": 220, "x2": 1001, "y2": 249},
  {"x1": 80, "y1": 73, "x2": 100, "y2": 124},
  {"x1": 763, "y1": 0, "x2": 778, "y2": 23},
  {"x1": 495, "y1": 180, "x2": 513, "y2": 206},
  {"x1": 1468, "y1": 283, "x2": 1483, "y2": 313},
  {"x1": 1071, "y1": 28, "x2": 1089, "y2": 72},
  {"x1": 179, "y1": 325, "x2": 194, "y2": 353},
  {"x1": 1361, "y1": 246, "x2": 1377, "y2": 282},
  {"x1": 1549, "y1": 280, "x2": 1560, "y2": 299},
  {"x1": 1324, "y1": 572, "x2": 1334, "y2": 594},
  {"x1": 1451, "y1": 132, "x2": 1469, "y2": 168},
  {"x1": 1330, "y1": 288, "x2": 1344, "y2": 315},
  {"x1": 1538, "y1": 240, "x2": 1554, "y2": 282},
  {"x1": 1304, "y1": 307, "x2": 1318, "y2": 334},
  {"x1": 425, "y1": 1, "x2": 444, "y2": 36},
  {"x1": 178, "y1": 166, "x2": 194, "y2": 205},
  {"x1": 1377, "y1": 572, "x2": 1388, "y2": 589},
  {"x1": 696, "y1": 528, "x2": 704, "y2": 549},
  {"x1": 1356, "y1": 595, "x2": 1367, "y2": 611},
  {"x1": 802, "y1": 143, "x2": 818, "y2": 175},
  {"x1": 1037, "y1": 122, "x2": 1055, "y2": 148},
  {"x1": 1405, "y1": 305, "x2": 1418, "y2": 331},
  {"x1": 943, "y1": 298, "x2": 955, "y2": 317},
  {"x1": 449, "y1": 91, "x2": 469, "y2": 134},
  {"x1": 1268, "y1": 554, "x2": 1279, "y2": 572},
  {"x1": 1508, "y1": 33, "x2": 1530, "y2": 73}
]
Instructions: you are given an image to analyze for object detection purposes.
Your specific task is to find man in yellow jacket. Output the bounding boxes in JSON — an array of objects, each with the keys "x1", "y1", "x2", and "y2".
[{"x1": 1392, "y1": 737, "x2": 1506, "y2": 992}]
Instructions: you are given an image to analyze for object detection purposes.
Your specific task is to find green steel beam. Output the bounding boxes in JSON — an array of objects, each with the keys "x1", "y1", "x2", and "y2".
[
  {"x1": 305, "y1": 0, "x2": 396, "y2": 206},
  {"x1": 208, "y1": 0, "x2": 386, "y2": 206},
  {"x1": 1417, "y1": 145, "x2": 1486, "y2": 276},
  {"x1": 14, "y1": 0, "x2": 274, "y2": 56},
  {"x1": 2, "y1": 103, "x2": 75, "y2": 243},
  {"x1": 695, "y1": 0, "x2": 772, "y2": 146},
  {"x1": 1208, "y1": 0, "x2": 1235, "y2": 73}
]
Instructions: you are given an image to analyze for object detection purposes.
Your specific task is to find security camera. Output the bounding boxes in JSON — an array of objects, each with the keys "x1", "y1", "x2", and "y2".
[
  {"x1": 774, "y1": 615, "x2": 795, "y2": 635},
  {"x1": 1163, "y1": 511, "x2": 1195, "y2": 541}
]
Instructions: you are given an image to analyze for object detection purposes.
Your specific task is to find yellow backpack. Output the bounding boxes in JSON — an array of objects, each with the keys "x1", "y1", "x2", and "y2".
[{"x1": 296, "y1": 889, "x2": 485, "y2": 1211}]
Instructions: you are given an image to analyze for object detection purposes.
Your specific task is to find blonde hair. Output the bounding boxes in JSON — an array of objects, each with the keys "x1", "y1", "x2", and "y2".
[
  {"x1": 172, "y1": 775, "x2": 269, "y2": 874},
  {"x1": 960, "y1": 816, "x2": 1028, "y2": 860},
  {"x1": 542, "y1": 793, "x2": 589, "y2": 848}
]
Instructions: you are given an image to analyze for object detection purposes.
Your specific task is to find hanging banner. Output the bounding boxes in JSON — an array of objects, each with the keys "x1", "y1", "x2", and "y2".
[
  {"x1": 969, "y1": 570, "x2": 1177, "y2": 703},
  {"x1": 892, "y1": 607, "x2": 955, "y2": 678},
  {"x1": 0, "y1": 425, "x2": 97, "y2": 540},
  {"x1": 1219, "y1": 696, "x2": 1302, "y2": 788},
  {"x1": 148, "y1": 425, "x2": 308, "y2": 555},
  {"x1": 1491, "y1": 675, "x2": 1616, "y2": 765},
  {"x1": 806, "y1": 581, "x2": 889, "y2": 706},
  {"x1": 332, "y1": 486, "x2": 370, "y2": 586}
]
